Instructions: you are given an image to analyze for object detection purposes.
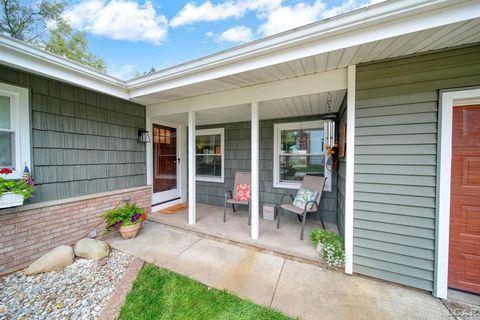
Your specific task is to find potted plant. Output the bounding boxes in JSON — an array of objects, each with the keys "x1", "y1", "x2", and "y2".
[
  {"x1": 310, "y1": 228, "x2": 345, "y2": 269},
  {"x1": 0, "y1": 168, "x2": 35, "y2": 209},
  {"x1": 102, "y1": 203, "x2": 146, "y2": 239}
]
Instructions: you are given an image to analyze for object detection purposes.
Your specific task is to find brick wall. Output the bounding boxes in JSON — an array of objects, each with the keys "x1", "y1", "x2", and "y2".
[{"x1": 0, "y1": 186, "x2": 151, "y2": 276}]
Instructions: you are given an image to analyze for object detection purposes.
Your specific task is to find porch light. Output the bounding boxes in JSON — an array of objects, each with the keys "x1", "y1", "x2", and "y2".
[{"x1": 137, "y1": 129, "x2": 151, "y2": 143}]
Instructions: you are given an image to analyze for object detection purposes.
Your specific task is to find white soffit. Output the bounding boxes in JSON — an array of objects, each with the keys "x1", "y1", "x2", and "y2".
[
  {"x1": 153, "y1": 90, "x2": 346, "y2": 126},
  {"x1": 134, "y1": 18, "x2": 480, "y2": 105}
]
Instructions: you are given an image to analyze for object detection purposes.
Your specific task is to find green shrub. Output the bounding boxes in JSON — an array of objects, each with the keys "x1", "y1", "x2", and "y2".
[
  {"x1": 310, "y1": 228, "x2": 345, "y2": 269},
  {"x1": 0, "y1": 177, "x2": 35, "y2": 200},
  {"x1": 309, "y1": 228, "x2": 335, "y2": 247}
]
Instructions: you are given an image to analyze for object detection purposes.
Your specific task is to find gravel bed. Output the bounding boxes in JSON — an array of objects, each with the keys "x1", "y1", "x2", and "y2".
[{"x1": 0, "y1": 249, "x2": 133, "y2": 320}]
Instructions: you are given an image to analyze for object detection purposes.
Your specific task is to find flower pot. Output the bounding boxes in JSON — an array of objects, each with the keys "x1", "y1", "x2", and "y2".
[
  {"x1": 141, "y1": 211, "x2": 148, "y2": 222},
  {"x1": 316, "y1": 243, "x2": 323, "y2": 253},
  {"x1": 0, "y1": 192, "x2": 24, "y2": 209},
  {"x1": 119, "y1": 223, "x2": 142, "y2": 239}
]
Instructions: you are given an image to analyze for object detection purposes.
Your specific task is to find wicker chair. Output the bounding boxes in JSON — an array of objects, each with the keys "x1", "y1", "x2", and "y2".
[
  {"x1": 224, "y1": 172, "x2": 252, "y2": 225},
  {"x1": 277, "y1": 176, "x2": 327, "y2": 240}
]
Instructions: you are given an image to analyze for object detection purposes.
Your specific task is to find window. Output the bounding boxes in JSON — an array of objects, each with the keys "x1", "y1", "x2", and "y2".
[
  {"x1": 0, "y1": 83, "x2": 30, "y2": 171},
  {"x1": 273, "y1": 121, "x2": 332, "y2": 191},
  {"x1": 196, "y1": 128, "x2": 224, "y2": 182}
]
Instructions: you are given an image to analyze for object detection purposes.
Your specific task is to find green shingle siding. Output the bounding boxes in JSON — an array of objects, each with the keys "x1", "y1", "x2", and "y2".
[
  {"x1": 0, "y1": 65, "x2": 147, "y2": 203},
  {"x1": 353, "y1": 44, "x2": 480, "y2": 292},
  {"x1": 196, "y1": 115, "x2": 338, "y2": 223}
]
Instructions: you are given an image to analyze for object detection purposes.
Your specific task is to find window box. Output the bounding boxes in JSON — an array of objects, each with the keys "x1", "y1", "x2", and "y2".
[{"x1": 0, "y1": 192, "x2": 24, "y2": 209}]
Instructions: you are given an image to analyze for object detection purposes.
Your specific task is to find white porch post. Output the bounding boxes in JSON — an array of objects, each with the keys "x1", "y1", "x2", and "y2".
[
  {"x1": 251, "y1": 102, "x2": 260, "y2": 240},
  {"x1": 345, "y1": 65, "x2": 356, "y2": 275},
  {"x1": 188, "y1": 111, "x2": 196, "y2": 225}
]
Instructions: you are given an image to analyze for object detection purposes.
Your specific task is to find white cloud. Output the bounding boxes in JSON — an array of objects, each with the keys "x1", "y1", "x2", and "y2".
[
  {"x1": 109, "y1": 64, "x2": 135, "y2": 80},
  {"x1": 219, "y1": 26, "x2": 253, "y2": 43},
  {"x1": 258, "y1": 0, "x2": 384, "y2": 37},
  {"x1": 258, "y1": 1, "x2": 325, "y2": 36},
  {"x1": 170, "y1": 0, "x2": 281, "y2": 28},
  {"x1": 64, "y1": 0, "x2": 168, "y2": 44},
  {"x1": 171, "y1": 0, "x2": 385, "y2": 38}
]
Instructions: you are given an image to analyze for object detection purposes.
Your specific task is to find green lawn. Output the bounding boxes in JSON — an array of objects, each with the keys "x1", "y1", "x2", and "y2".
[{"x1": 119, "y1": 264, "x2": 293, "y2": 320}]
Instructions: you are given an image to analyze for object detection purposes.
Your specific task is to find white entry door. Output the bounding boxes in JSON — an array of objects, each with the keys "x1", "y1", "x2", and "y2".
[{"x1": 152, "y1": 123, "x2": 180, "y2": 205}]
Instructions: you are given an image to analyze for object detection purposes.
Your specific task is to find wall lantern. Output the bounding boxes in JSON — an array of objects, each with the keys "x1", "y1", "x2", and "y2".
[{"x1": 138, "y1": 129, "x2": 151, "y2": 143}]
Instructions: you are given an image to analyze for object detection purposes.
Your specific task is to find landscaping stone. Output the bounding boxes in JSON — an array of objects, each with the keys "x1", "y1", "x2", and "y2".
[
  {"x1": 0, "y1": 249, "x2": 132, "y2": 320},
  {"x1": 74, "y1": 238, "x2": 110, "y2": 260},
  {"x1": 24, "y1": 245, "x2": 74, "y2": 275}
]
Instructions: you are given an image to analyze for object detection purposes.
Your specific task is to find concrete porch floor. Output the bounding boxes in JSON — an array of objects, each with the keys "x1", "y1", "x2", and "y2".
[
  {"x1": 149, "y1": 203, "x2": 338, "y2": 263},
  {"x1": 108, "y1": 222, "x2": 460, "y2": 320}
]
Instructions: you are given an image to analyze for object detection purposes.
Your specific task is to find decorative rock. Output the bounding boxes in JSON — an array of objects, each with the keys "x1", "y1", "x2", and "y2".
[
  {"x1": 25, "y1": 245, "x2": 74, "y2": 275},
  {"x1": 74, "y1": 239, "x2": 110, "y2": 260},
  {"x1": 1, "y1": 249, "x2": 132, "y2": 319}
]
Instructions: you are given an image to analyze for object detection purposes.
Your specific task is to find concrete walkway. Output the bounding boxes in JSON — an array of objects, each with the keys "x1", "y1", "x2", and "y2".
[{"x1": 109, "y1": 222, "x2": 457, "y2": 320}]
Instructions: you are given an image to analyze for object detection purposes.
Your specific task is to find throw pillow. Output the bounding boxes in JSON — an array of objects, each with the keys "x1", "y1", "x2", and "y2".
[
  {"x1": 293, "y1": 188, "x2": 318, "y2": 211},
  {"x1": 233, "y1": 183, "x2": 251, "y2": 201}
]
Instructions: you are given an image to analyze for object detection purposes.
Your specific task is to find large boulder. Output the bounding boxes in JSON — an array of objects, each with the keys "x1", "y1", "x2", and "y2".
[
  {"x1": 25, "y1": 245, "x2": 74, "y2": 275},
  {"x1": 74, "y1": 238, "x2": 110, "y2": 260}
]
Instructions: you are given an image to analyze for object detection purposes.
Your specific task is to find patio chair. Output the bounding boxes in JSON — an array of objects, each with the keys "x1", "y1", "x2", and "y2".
[
  {"x1": 277, "y1": 176, "x2": 327, "y2": 240},
  {"x1": 224, "y1": 172, "x2": 252, "y2": 225}
]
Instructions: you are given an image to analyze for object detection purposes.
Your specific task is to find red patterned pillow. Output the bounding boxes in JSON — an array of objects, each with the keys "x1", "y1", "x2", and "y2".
[{"x1": 233, "y1": 183, "x2": 251, "y2": 201}]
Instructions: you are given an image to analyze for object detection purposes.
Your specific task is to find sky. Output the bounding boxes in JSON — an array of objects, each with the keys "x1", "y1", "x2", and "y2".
[{"x1": 61, "y1": 0, "x2": 385, "y2": 80}]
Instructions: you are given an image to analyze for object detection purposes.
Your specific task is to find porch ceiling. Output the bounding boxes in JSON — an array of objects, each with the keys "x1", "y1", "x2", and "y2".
[
  {"x1": 133, "y1": 19, "x2": 480, "y2": 106},
  {"x1": 153, "y1": 90, "x2": 346, "y2": 126}
]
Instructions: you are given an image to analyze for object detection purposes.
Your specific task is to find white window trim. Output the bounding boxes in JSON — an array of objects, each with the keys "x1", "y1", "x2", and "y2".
[
  {"x1": 435, "y1": 88, "x2": 480, "y2": 299},
  {"x1": 0, "y1": 82, "x2": 30, "y2": 172},
  {"x1": 273, "y1": 120, "x2": 332, "y2": 191},
  {"x1": 195, "y1": 128, "x2": 225, "y2": 183}
]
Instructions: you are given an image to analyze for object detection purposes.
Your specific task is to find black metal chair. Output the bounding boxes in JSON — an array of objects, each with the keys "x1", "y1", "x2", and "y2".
[
  {"x1": 224, "y1": 172, "x2": 252, "y2": 225},
  {"x1": 277, "y1": 176, "x2": 327, "y2": 240}
]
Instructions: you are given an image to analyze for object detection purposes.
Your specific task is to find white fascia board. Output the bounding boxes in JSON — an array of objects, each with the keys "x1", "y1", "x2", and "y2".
[
  {"x1": 0, "y1": 35, "x2": 128, "y2": 99},
  {"x1": 128, "y1": 0, "x2": 479, "y2": 98},
  {"x1": 146, "y1": 69, "x2": 347, "y2": 117}
]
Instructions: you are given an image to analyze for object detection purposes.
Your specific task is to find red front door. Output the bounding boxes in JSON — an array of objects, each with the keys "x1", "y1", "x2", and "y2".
[
  {"x1": 448, "y1": 105, "x2": 480, "y2": 294},
  {"x1": 152, "y1": 124, "x2": 177, "y2": 194}
]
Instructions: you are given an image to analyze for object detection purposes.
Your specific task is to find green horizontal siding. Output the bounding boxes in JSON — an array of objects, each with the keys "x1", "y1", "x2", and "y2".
[
  {"x1": 353, "y1": 44, "x2": 480, "y2": 292},
  {"x1": 0, "y1": 65, "x2": 147, "y2": 202}
]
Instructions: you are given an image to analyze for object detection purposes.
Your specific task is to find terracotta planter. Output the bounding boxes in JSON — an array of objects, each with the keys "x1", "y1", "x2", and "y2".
[
  {"x1": 141, "y1": 212, "x2": 148, "y2": 222},
  {"x1": 119, "y1": 223, "x2": 142, "y2": 239}
]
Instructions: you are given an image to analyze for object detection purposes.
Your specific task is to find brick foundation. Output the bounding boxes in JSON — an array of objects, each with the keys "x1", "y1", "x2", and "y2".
[{"x1": 0, "y1": 186, "x2": 151, "y2": 276}]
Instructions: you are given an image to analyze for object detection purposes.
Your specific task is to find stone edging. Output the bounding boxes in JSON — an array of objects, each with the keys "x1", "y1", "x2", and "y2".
[{"x1": 98, "y1": 258, "x2": 144, "y2": 320}]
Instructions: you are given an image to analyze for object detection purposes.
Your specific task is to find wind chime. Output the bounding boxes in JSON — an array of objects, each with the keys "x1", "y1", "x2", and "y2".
[{"x1": 324, "y1": 93, "x2": 338, "y2": 172}]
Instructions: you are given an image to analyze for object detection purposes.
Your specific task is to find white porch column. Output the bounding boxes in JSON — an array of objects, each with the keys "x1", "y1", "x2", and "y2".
[
  {"x1": 345, "y1": 65, "x2": 356, "y2": 275},
  {"x1": 188, "y1": 111, "x2": 196, "y2": 225},
  {"x1": 251, "y1": 102, "x2": 260, "y2": 240}
]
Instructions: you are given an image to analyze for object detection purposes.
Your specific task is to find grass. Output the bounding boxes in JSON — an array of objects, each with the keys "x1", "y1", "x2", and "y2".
[{"x1": 119, "y1": 264, "x2": 293, "y2": 320}]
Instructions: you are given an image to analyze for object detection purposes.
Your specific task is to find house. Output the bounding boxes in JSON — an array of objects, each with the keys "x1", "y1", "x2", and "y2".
[{"x1": 0, "y1": 0, "x2": 479, "y2": 300}]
